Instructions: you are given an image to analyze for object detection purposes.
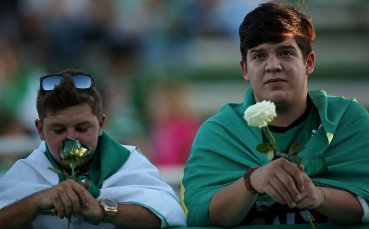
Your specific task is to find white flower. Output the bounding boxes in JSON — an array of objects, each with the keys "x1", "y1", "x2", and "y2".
[{"x1": 244, "y1": 100, "x2": 277, "y2": 128}]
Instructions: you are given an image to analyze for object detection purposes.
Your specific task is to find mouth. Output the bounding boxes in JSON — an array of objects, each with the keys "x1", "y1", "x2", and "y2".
[{"x1": 265, "y1": 78, "x2": 286, "y2": 85}]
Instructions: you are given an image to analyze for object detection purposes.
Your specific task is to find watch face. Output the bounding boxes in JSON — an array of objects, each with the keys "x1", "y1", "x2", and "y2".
[{"x1": 102, "y1": 199, "x2": 117, "y2": 208}]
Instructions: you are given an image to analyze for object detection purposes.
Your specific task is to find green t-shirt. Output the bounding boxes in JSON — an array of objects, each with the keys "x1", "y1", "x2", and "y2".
[{"x1": 181, "y1": 88, "x2": 369, "y2": 226}]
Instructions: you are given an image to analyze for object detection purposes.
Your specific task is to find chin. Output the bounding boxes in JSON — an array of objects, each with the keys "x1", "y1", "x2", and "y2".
[{"x1": 266, "y1": 90, "x2": 288, "y2": 101}]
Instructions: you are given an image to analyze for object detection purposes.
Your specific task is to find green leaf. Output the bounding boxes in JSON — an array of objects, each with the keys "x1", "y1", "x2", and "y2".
[
  {"x1": 256, "y1": 143, "x2": 274, "y2": 154},
  {"x1": 48, "y1": 167, "x2": 71, "y2": 179},
  {"x1": 286, "y1": 154, "x2": 302, "y2": 165},
  {"x1": 288, "y1": 143, "x2": 305, "y2": 155},
  {"x1": 48, "y1": 167, "x2": 63, "y2": 175}
]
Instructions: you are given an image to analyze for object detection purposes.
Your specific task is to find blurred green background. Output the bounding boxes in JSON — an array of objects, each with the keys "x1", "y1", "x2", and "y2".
[{"x1": 1, "y1": 0, "x2": 368, "y2": 183}]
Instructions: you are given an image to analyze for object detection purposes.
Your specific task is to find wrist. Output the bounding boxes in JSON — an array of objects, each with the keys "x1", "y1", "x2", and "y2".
[
  {"x1": 99, "y1": 199, "x2": 118, "y2": 223},
  {"x1": 243, "y1": 167, "x2": 259, "y2": 194},
  {"x1": 97, "y1": 205, "x2": 105, "y2": 222},
  {"x1": 315, "y1": 185, "x2": 327, "y2": 209}
]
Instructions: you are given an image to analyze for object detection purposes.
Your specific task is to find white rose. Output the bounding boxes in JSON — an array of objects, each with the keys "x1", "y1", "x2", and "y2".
[{"x1": 244, "y1": 100, "x2": 277, "y2": 128}]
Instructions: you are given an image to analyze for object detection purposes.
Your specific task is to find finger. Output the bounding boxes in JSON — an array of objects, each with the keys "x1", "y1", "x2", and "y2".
[
  {"x1": 64, "y1": 188, "x2": 81, "y2": 215},
  {"x1": 76, "y1": 187, "x2": 91, "y2": 208},
  {"x1": 274, "y1": 173, "x2": 300, "y2": 207},
  {"x1": 79, "y1": 181, "x2": 90, "y2": 190},
  {"x1": 295, "y1": 195, "x2": 310, "y2": 209},
  {"x1": 297, "y1": 164, "x2": 304, "y2": 172},
  {"x1": 296, "y1": 194, "x2": 316, "y2": 209},
  {"x1": 281, "y1": 162, "x2": 305, "y2": 192},
  {"x1": 296, "y1": 183, "x2": 318, "y2": 209},
  {"x1": 68, "y1": 182, "x2": 91, "y2": 208},
  {"x1": 265, "y1": 181, "x2": 287, "y2": 205},
  {"x1": 52, "y1": 193, "x2": 66, "y2": 219},
  {"x1": 58, "y1": 189, "x2": 74, "y2": 218}
]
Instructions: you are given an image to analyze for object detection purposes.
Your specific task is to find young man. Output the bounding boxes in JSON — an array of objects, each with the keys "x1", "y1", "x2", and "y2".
[
  {"x1": 181, "y1": 2, "x2": 369, "y2": 227},
  {"x1": 0, "y1": 69, "x2": 186, "y2": 228}
]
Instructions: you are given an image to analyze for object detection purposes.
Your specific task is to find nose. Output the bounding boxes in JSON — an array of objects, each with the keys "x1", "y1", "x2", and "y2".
[
  {"x1": 66, "y1": 128, "x2": 77, "y2": 139},
  {"x1": 265, "y1": 55, "x2": 282, "y2": 73}
]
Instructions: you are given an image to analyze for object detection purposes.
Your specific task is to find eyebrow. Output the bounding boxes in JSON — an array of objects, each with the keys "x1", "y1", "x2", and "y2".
[
  {"x1": 249, "y1": 48, "x2": 265, "y2": 54},
  {"x1": 49, "y1": 121, "x2": 91, "y2": 128},
  {"x1": 249, "y1": 45, "x2": 297, "y2": 54},
  {"x1": 277, "y1": 45, "x2": 297, "y2": 51}
]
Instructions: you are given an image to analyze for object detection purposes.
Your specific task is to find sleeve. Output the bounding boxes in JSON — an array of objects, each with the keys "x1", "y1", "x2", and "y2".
[
  {"x1": 181, "y1": 122, "x2": 226, "y2": 226},
  {"x1": 181, "y1": 117, "x2": 263, "y2": 226},
  {"x1": 98, "y1": 146, "x2": 186, "y2": 228},
  {"x1": 0, "y1": 142, "x2": 56, "y2": 209},
  {"x1": 358, "y1": 196, "x2": 369, "y2": 223}
]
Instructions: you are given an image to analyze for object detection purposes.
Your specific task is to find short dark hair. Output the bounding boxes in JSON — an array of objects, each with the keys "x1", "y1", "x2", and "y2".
[
  {"x1": 36, "y1": 69, "x2": 103, "y2": 121},
  {"x1": 239, "y1": 2, "x2": 315, "y2": 61}
]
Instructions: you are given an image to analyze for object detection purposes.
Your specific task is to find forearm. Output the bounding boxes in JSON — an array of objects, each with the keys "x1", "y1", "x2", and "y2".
[
  {"x1": 0, "y1": 193, "x2": 42, "y2": 229},
  {"x1": 317, "y1": 187, "x2": 363, "y2": 223},
  {"x1": 111, "y1": 203, "x2": 161, "y2": 229},
  {"x1": 209, "y1": 178, "x2": 257, "y2": 226}
]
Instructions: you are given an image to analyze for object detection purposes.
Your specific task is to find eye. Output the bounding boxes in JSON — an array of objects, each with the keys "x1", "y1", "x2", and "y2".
[
  {"x1": 76, "y1": 125, "x2": 90, "y2": 132},
  {"x1": 52, "y1": 127, "x2": 65, "y2": 134},
  {"x1": 76, "y1": 127, "x2": 87, "y2": 132},
  {"x1": 252, "y1": 53, "x2": 265, "y2": 60},
  {"x1": 281, "y1": 50, "x2": 294, "y2": 57}
]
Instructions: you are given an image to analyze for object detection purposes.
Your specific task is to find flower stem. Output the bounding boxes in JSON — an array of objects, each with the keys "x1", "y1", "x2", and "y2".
[
  {"x1": 67, "y1": 217, "x2": 71, "y2": 229},
  {"x1": 305, "y1": 209, "x2": 316, "y2": 229},
  {"x1": 262, "y1": 127, "x2": 279, "y2": 152}
]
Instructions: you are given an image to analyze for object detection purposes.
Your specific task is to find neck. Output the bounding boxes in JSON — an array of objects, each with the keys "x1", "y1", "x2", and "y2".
[{"x1": 270, "y1": 98, "x2": 307, "y2": 128}]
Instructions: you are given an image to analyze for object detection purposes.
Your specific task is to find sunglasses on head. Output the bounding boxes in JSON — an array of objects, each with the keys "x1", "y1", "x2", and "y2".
[{"x1": 40, "y1": 74, "x2": 95, "y2": 91}]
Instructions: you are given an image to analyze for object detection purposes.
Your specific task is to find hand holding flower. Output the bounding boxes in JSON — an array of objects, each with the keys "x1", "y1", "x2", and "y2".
[
  {"x1": 250, "y1": 157, "x2": 305, "y2": 207},
  {"x1": 295, "y1": 173, "x2": 327, "y2": 210},
  {"x1": 244, "y1": 101, "x2": 316, "y2": 228},
  {"x1": 48, "y1": 138, "x2": 92, "y2": 229}
]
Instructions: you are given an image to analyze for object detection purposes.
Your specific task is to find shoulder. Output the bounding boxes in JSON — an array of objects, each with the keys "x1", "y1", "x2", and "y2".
[
  {"x1": 309, "y1": 90, "x2": 369, "y2": 132},
  {"x1": 200, "y1": 102, "x2": 245, "y2": 129},
  {"x1": 309, "y1": 89, "x2": 365, "y2": 117},
  {"x1": 8, "y1": 141, "x2": 49, "y2": 169},
  {"x1": 119, "y1": 145, "x2": 157, "y2": 171},
  {"x1": 1, "y1": 141, "x2": 60, "y2": 184},
  {"x1": 120, "y1": 144, "x2": 138, "y2": 154},
  {"x1": 324, "y1": 93, "x2": 368, "y2": 118}
]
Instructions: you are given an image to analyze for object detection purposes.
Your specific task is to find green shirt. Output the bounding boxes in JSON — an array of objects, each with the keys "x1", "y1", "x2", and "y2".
[{"x1": 181, "y1": 89, "x2": 369, "y2": 226}]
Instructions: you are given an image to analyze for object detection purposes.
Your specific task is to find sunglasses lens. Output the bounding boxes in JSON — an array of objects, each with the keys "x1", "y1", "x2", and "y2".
[
  {"x1": 41, "y1": 74, "x2": 93, "y2": 91},
  {"x1": 72, "y1": 75, "x2": 93, "y2": 89},
  {"x1": 42, "y1": 75, "x2": 63, "y2": 91}
]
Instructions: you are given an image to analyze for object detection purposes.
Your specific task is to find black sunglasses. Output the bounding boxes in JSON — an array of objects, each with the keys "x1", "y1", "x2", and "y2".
[{"x1": 40, "y1": 74, "x2": 95, "y2": 91}]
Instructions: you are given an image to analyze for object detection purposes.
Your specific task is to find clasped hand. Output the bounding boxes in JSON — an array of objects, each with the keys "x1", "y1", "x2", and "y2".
[
  {"x1": 250, "y1": 158, "x2": 325, "y2": 209},
  {"x1": 35, "y1": 179, "x2": 104, "y2": 221}
]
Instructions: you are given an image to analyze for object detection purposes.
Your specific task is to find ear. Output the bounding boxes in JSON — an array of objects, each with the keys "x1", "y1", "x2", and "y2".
[
  {"x1": 240, "y1": 60, "x2": 249, "y2": 80},
  {"x1": 35, "y1": 119, "x2": 45, "y2": 140},
  {"x1": 305, "y1": 51, "x2": 315, "y2": 75},
  {"x1": 98, "y1": 114, "x2": 106, "y2": 136}
]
